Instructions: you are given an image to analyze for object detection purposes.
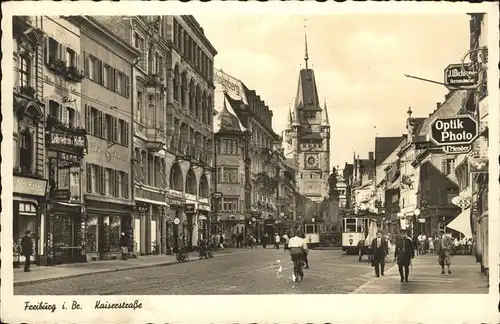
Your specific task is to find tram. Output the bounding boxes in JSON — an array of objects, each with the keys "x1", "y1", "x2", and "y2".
[
  {"x1": 341, "y1": 215, "x2": 378, "y2": 256},
  {"x1": 303, "y1": 221, "x2": 322, "y2": 248}
]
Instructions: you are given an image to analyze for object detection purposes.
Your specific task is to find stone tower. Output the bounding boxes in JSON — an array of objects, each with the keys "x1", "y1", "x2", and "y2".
[{"x1": 283, "y1": 31, "x2": 330, "y2": 202}]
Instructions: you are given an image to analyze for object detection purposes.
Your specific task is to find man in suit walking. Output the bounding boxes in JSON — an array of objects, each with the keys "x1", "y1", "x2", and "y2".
[
  {"x1": 371, "y1": 230, "x2": 388, "y2": 277},
  {"x1": 435, "y1": 230, "x2": 453, "y2": 274},
  {"x1": 394, "y1": 229, "x2": 414, "y2": 282},
  {"x1": 21, "y1": 230, "x2": 33, "y2": 272}
]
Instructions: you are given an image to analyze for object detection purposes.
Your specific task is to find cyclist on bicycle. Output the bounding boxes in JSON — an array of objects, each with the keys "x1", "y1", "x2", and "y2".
[{"x1": 288, "y1": 231, "x2": 307, "y2": 282}]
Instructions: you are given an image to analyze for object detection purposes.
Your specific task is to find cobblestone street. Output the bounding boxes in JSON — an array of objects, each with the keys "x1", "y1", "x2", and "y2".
[{"x1": 14, "y1": 248, "x2": 487, "y2": 295}]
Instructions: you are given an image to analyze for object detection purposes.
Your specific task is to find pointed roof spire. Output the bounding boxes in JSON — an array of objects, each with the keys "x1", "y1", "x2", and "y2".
[
  {"x1": 322, "y1": 98, "x2": 329, "y2": 125},
  {"x1": 304, "y1": 18, "x2": 309, "y2": 70}
]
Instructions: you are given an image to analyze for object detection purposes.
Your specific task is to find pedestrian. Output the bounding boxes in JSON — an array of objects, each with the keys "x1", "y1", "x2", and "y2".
[
  {"x1": 301, "y1": 233, "x2": 310, "y2": 269},
  {"x1": 371, "y1": 230, "x2": 388, "y2": 277},
  {"x1": 219, "y1": 234, "x2": 225, "y2": 249},
  {"x1": 21, "y1": 230, "x2": 33, "y2": 272},
  {"x1": 394, "y1": 229, "x2": 414, "y2": 282},
  {"x1": 178, "y1": 233, "x2": 185, "y2": 252},
  {"x1": 120, "y1": 232, "x2": 128, "y2": 260},
  {"x1": 262, "y1": 233, "x2": 268, "y2": 248},
  {"x1": 274, "y1": 233, "x2": 280, "y2": 249},
  {"x1": 435, "y1": 230, "x2": 453, "y2": 274},
  {"x1": 283, "y1": 233, "x2": 289, "y2": 250},
  {"x1": 237, "y1": 233, "x2": 243, "y2": 248}
]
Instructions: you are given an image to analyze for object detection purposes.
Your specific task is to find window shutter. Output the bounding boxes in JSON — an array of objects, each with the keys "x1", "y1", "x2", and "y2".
[
  {"x1": 125, "y1": 75, "x2": 130, "y2": 98},
  {"x1": 83, "y1": 51, "x2": 89, "y2": 77},
  {"x1": 84, "y1": 104, "x2": 89, "y2": 130},
  {"x1": 100, "y1": 166, "x2": 106, "y2": 195},
  {"x1": 98, "y1": 60, "x2": 103, "y2": 84},
  {"x1": 61, "y1": 106, "x2": 68, "y2": 126},
  {"x1": 124, "y1": 121, "x2": 129, "y2": 146},
  {"x1": 61, "y1": 44, "x2": 68, "y2": 65},
  {"x1": 114, "y1": 69, "x2": 119, "y2": 92},
  {"x1": 109, "y1": 170, "x2": 114, "y2": 196},
  {"x1": 440, "y1": 159, "x2": 447, "y2": 174},
  {"x1": 75, "y1": 53, "x2": 80, "y2": 70},
  {"x1": 44, "y1": 37, "x2": 51, "y2": 65},
  {"x1": 123, "y1": 172, "x2": 129, "y2": 199},
  {"x1": 86, "y1": 164, "x2": 92, "y2": 193}
]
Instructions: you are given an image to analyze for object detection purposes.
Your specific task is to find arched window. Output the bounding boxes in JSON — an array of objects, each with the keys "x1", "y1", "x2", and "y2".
[
  {"x1": 170, "y1": 163, "x2": 183, "y2": 191},
  {"x1": 199, "y1": 174, "x2": 210, "y2": 198},
  {"x1": 185, "y1": 168, "x2": 197, "y2": 195},
  {"x1": 19, "y1": 128, "x2": 33, "y2": 174},
  {"x1": 173, "y1": 65, "x2": 180, "y2": 102},
  {"x1": 181, "y1": 72, "x2": 187, "y2": 108}
]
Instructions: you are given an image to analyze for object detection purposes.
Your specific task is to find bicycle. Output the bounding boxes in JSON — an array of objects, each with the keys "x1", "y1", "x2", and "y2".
[
  {"x1": 176, "y1": 249, "x2": 189, "y2": 263},
  {"x1": 291, "y1": 254, "x2": 304, "y2": 282}
]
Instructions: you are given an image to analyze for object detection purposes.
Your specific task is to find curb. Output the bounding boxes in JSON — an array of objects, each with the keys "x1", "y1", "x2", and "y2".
[{"x1": 14, "y1": 251, "x2": 240, "y2": 287}]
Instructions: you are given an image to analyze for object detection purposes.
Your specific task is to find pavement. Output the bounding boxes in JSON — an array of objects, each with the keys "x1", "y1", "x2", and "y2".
[
  {"x1": 13, "y1": 247, "x2": 488, "y2": 295},
  {"x1": 351, "y1": 253, "x2": 488, "y2": 294},
  {"x1": 13, "y1": 248, "x2": 240, "y2": 287}
]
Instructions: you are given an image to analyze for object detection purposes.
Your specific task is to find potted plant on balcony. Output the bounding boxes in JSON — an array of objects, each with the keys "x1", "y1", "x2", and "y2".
[
  {"x1": 48, "y1": 56, "x2": 67, "y2": 74},
  {"x1": 66, "y1": 65, "x2": 85, "y2": 82},
  {"x1": 20, "y1": 85, "x2": 36, "y2": 98}
]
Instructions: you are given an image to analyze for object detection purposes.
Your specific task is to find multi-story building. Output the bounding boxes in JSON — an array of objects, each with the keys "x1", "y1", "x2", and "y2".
[
  {"x1": 284, "y1": 37, "x2": 330, "y2": 203},
  {"x1": 213, "y1": 68, "x2": 289, "y2": 242},
  {"x1": 213, "y1": 88, "x2": 250, "y2": 240},
  {"x1": 351, "y1": 152, "x2": 376, "y2": 214},
  {"x1": 454, "y1": 13, "x2": 489, "y2": 274},
  {"x1": 12, "y1": 16, "x2": 47, "y2": 267},
  {"x1": 94, "y1": 16, "x2": 172, "y2": 256},
  {"x1": 412, "y1": 91, "x2": 467, "y2": 237},
  {"x1": 73, "y1": 16, "x2": 139, "y2": 261},
  {"x1": 42, "y1": 16, "x2": 88, "y2": 265},
  {"x1": 163, "y1": 15, "x2": 217, "y2": 250}
]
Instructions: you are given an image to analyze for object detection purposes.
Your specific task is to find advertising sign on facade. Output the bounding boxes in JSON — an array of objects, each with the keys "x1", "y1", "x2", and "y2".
[
  {"x1": 444, "y1": 63, "x2": 480, "y2": 90},
  {"x1": 430, "y1": 115, "x2": 478, "y2": 146},
  {"x1": 184, "y1": 203, "x2": 196, "y2": 214}
]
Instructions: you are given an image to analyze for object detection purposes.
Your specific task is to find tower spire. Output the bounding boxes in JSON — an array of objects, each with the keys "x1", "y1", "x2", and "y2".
[{"x1": 304, "y1": 18, "x2": 309, "y2": 70}]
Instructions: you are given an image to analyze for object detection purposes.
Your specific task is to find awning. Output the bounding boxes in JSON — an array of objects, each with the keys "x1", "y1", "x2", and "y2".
[{"x1": 447, "y1": 208, "x2": 472, "y2": 238}]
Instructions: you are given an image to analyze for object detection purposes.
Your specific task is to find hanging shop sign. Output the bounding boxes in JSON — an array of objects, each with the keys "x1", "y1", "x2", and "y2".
[
  {"x1": 430, "y1": 115, "x2": 478, "y2": 146},
  {"x1": 47, "y1": 131, "x2": 87, "y2": 155},
  {"x1": 51, "y1": 189, "x2": 71, "y2": 200},
  {"x1": 184, "y1": 203, "x2": 196, "y2": 214},
  {"x1": 444, "y1": 63, "x2": 480, "y2": 90},
  {"x1": 442, "y1": 145, "x2": 472, "y2": 154}
]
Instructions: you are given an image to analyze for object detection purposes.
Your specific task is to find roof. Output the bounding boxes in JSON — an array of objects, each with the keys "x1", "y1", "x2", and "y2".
[
  {"x1": 419, "y1": 90, "x2": 468, "y2": 139},
  {"x1": 374, "y1": 136, "x2": 404, "y2": 167},
  {"x1": 294, "y1": 69, "x2": 322, "y2": 112},
  {"x1": 213, "y1": 92, "x2": 247, "y2": 134}
]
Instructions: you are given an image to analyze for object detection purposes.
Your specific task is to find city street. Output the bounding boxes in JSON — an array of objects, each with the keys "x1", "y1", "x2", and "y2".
[
  {"x1": 15, "y1": 248, "x2": 380, "y2": 295},
  {"x1": 14, "y1": 247, "x2": 487, "y2": 295}
]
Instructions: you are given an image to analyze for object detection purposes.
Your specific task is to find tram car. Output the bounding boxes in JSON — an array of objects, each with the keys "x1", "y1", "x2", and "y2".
[
  {"x1": 303, "y1": 221, "x2": 323, "y2": 248},
  {"x1": 341, "y1": 215, "x2": 378, "y2": 261}
]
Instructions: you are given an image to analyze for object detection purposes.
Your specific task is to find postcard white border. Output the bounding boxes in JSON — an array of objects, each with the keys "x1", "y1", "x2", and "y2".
[{"x1": 2, "y1": 2, "x2": 499, "y2": 324}]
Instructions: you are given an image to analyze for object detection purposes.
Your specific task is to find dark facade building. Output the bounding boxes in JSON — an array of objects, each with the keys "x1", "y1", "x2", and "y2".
[{"x1": 12, "y1": 16, "x2": 47, "y2": 267}]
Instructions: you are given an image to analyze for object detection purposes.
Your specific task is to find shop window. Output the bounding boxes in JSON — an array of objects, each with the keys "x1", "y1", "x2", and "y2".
[
  {"x1": 104, "y1": 168, "x2": 111, "y2": 195},
  {"x1": 19, "y1": 128, "x2": 34, "y2": 174},
  {"x1": 86, "y1": 216, "x2": 98, "y2": 252},
  {"x1": 14, "y1": 203, "x2": 38, "y2": 263},
  {"x1": 109, "y1": 216, "x2": 121, "y2": 252}
]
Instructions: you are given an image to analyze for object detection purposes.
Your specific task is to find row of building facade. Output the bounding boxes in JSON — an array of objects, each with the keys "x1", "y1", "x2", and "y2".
[
  {"x1": 12, "y1": 15, "x2": 317, "y2": 266},
  {"x1": 12, "y1": 15, "x2": 219, "y2": 266},
  {"x1": 342, "y1": 13, "x2": 489, "y2": 275}
]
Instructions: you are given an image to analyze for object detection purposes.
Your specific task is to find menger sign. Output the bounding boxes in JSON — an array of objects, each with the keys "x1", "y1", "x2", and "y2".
[{"x1": 430, "y1": 115, "x2": 478, "y2": 146}]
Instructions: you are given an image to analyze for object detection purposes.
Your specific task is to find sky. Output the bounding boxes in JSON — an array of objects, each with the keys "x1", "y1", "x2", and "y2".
[{"x1": 196, "y1": 14, "x2": 471, "y2": 169}]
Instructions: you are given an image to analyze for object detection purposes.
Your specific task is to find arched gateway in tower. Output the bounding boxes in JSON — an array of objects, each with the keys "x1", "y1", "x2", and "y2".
[{"x1": 283, "y1": 30, "x2": 331, "y2": 202}]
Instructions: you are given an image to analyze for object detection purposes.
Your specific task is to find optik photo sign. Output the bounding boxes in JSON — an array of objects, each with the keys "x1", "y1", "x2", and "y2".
[{"x1": 429, "y1": 115, "x2": 478, "y2": 147}]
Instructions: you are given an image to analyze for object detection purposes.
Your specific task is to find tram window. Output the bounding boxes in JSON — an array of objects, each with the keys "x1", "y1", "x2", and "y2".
[
  {"x1": 357, "y1": 219, "x2": 364, "y2": 233},
  {"x1": 344, "y1": 219, "x2": 356, "y2": 232},
  {"x1": 305, "y1": 224, "x2": 314, "y2": 234}
]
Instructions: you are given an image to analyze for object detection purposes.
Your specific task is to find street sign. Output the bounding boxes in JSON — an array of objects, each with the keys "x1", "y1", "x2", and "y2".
[
  {"x1": 430, "y1": 115, "x2": 478, "y2": 146},
  {"x1": 444, "y1": 63, "x2": 479, "y2": 90},
  {"x1": 184, "y1": 203, "x2": 196, "y2": 214},
  {"x1": 212, "y1": 192, "x2": 222, "y2": 199},
  {"x1": 442, "y1": 144, "x2": 472, "y2": 154}
]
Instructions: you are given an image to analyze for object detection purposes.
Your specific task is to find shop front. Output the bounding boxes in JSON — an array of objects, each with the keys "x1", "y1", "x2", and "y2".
[
  {"x1": 12, "y1": 175, "x2": 47, "y2": 267},
  {"x1": 134, "y1": 186, "x2": 167, "y2": 255},
  {"x1": 167, "y1": 189, "x2": 186, "y2": 252},
  {"x1": 197, "y1": 198, "x2": 211, "y2": 242},
  {"x1": 84, "y1": 200, "x2": 134, "y2": 261},
  {"x1": 184, "y1": 195, "x2": 198, "y2": 250}
]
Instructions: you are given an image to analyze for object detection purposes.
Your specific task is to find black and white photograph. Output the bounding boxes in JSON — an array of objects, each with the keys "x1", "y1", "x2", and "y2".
[{"x1": 1, "y1": 2, "x2": 499, "y2": 324}]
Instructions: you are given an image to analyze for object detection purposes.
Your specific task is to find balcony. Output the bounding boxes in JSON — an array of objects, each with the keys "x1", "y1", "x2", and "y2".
[
  {"x1": 19, "y1": 85, "x2": 36, "y2": 98},
  {"x1": 146, "y1": 127, "x2": 166, "y2": 152},
  {"x1": 47, "y1": 56, "x2": 67, "y2": 75},
  {"x1": 65, "y1": 66, "x2": 85, "y2": 82},
  {"x1": 146, "y1": 74, "x2": 166, "y2": 89}
]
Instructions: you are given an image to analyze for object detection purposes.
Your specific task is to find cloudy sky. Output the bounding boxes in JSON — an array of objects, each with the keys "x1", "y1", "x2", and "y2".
[{"x1": 196, "y1": 14, "x2": 471, "y2": 169}]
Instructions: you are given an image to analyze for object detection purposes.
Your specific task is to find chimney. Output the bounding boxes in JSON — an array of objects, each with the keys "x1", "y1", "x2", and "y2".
[
  {"x1": 369, "y1": 151, "x2": 374, "y2": 160},
  {"x1": 436, "y1": 102, "x2": 441, "y2": 109}
]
